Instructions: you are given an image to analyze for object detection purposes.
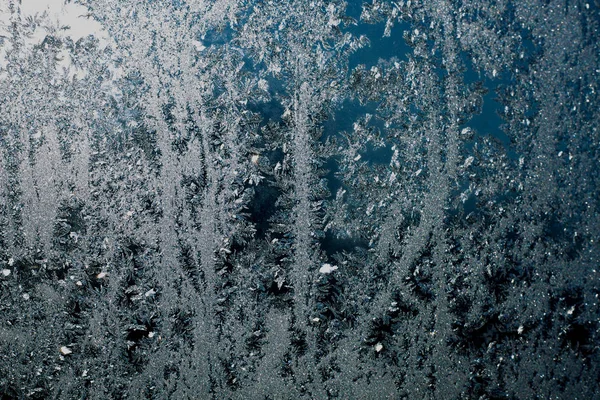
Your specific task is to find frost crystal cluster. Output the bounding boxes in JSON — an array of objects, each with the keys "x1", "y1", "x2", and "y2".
[{"x1": 0, "y1": 0, "x2": 598, "y2": 398}]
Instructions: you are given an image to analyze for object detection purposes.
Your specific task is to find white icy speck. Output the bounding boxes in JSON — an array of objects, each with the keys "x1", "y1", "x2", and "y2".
[
  {"x1": 8, "y1": 258, "x2": 14, "y2": 266},
  {"x1": 192, "y1": 40, "x2": 206, "y2": 51},
  {"x1": 144, "y1": 288, "x2": 156, "y2": 297},
  {"x1": 69, "y1": 232, "x2": 79, "y2": 242},
  {"x1": 60, "y1": 346, "x2": 72, "y2": 355},
  {"x1": 375, "y1": 343, "x2": 383, "y2": 352},
  {"x1": 518, "y1": 325, "x2": 524, "y2": 334},
  {"x1": 1, "y1": 269, "x2": 10, "y2": 277},
  {"x1": 319, "y1": 263, "x2": 338, "y2": 274},
  {"x1": 97, "y1": 272, "x2": 107, "y2": 279},
  {"x1": 148, "y1": 332, "x2": 155, "y2": 338},
  {"x1": 22, "y1": 293, "x2": 30, "y2": 300},
  {"x1": 258, "y1": 79, "x2": 269, "y2": 92},
  {"x1": 463, "y1": 156, "x2": 474, "y2": 168}
]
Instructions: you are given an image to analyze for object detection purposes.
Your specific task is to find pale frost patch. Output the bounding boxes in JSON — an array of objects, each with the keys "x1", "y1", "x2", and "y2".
[
  {"x1": 319, "y1": 263, "x2": 338, "y2": 274},
  {"x1": 463, "y1": 156, "x2": 474, "y2": 168},
  {"x1": 258, "y1": 79, "x2": 269, "y2": 92},
  {"x1": 0, "y1": 0, "x2": 111, "y2": 77},
  {"x1": 192, "y1": 40, "x2": 206, "y2": 51}
]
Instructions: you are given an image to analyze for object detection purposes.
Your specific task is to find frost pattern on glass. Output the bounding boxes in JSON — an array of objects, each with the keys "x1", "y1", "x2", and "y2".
[{"x1": 0, "y1": 0, "x2": 599, "y2": 398}]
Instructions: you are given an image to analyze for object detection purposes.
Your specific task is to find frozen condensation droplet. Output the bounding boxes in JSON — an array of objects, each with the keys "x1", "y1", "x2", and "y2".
[
  {"x1": 192, "y1": 40, "x2": 206, "y2": 51},
  {"x1": 375, "y1": 343, "x2": 383, "y2": 352},
  {"x1": 60, "y1": 346, "x2": 72, "y2": 355},
  {"x1": 319, "y1": 263, "x2": 338, "y2": 274},
  {"x1": 463, "y1": 156, "x2": 474, "y2": 168},
  {"x1": 1, "y1": 269, "x2": 10, "y2": 277},
  {"x1": 258, "y1": 79, "x2": 269, "y2": 92}
]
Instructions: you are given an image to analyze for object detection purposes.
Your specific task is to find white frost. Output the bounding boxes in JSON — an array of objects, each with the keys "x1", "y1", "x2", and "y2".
[
  {"x1": 463, "y1": 156, "x2": 474, "y2": 168},
  {"x1": 0, "y1": 0, "x2": 110, "y2": 70},
  {"x1": 319, "y1": 263, "x2": 338, "y2": 274},
  {"x1": 192, "y1": 40, "x2": 206, "y2": 51},
  {"x1": 258, "y1": 79, "x2": 269, "y2": 92}
]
